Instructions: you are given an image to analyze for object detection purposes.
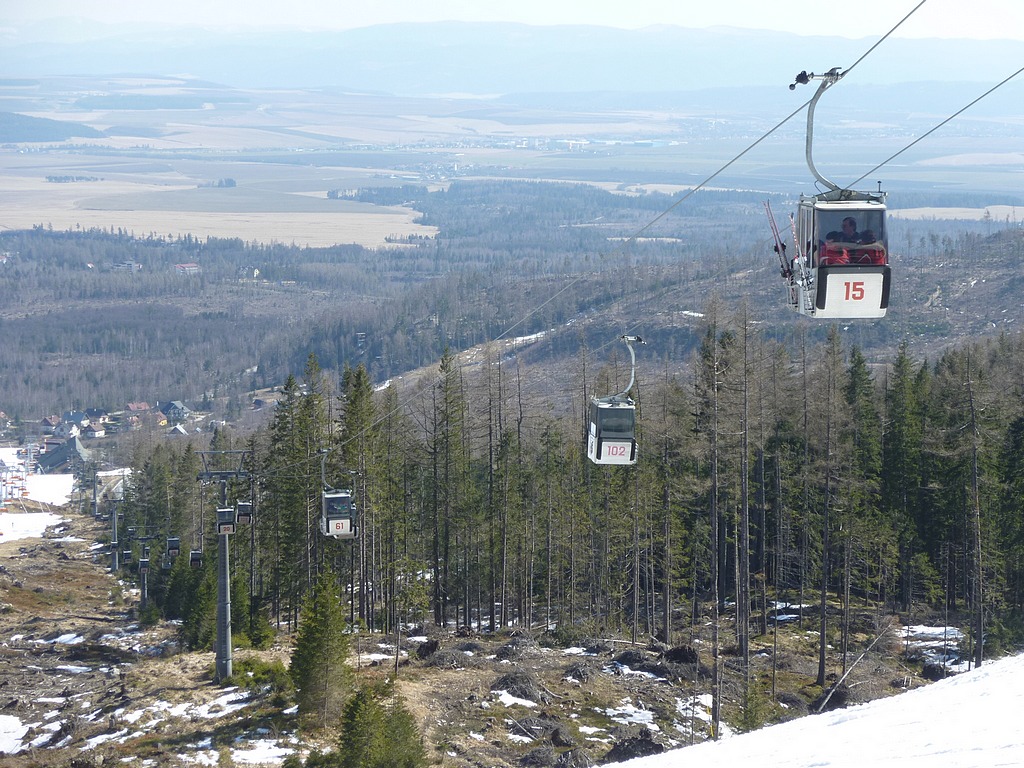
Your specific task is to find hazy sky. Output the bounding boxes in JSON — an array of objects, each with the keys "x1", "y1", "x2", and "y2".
[{"x1": 4, "y1": 0, "x2": 1024, "y2": 41}]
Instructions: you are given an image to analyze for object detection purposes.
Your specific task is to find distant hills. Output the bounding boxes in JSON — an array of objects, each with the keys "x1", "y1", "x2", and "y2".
[
  {"x1": 0, "y1": 111, "x2": 103, "y2": 142},
  {"x1": 3, "y1": 21, "x2": 1024, "y2": 96}
]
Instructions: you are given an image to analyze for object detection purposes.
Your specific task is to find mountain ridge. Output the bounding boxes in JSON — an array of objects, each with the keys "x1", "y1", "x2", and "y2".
[{"x1": 4, "y1": 21, "x2": 1023, "y2": 94}]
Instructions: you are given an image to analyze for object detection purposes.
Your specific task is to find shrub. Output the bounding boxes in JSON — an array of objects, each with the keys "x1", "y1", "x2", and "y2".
[
  {"x1": 230, "y1": 656, "x2": 294, "y2": 703},
  {"x1": 138, "y1": 601, "x2": 162, "y2": 627}
]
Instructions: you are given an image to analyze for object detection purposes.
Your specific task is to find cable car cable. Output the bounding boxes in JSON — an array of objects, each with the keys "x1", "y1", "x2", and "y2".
[
  {"x1": 847, "y1": 63, "x2": 1024, "y2": 189},
  {"x1": 841, "y1": 0, "x2": 927, "y2": 79},
  {"x1": 333, "y1": 91, "x2": 820, "y2": 453},
  {"x1": 424, "y1": 2, "x2": 930, "y2": 350},
  {"x1": 466, "y1": 5, "x2": 936, "y2": 346}
]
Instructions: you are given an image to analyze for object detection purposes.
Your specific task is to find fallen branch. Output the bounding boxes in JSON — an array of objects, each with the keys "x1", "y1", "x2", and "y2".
[{"x1": 816, "y1": 622, "x2": 893, "y2": 713}]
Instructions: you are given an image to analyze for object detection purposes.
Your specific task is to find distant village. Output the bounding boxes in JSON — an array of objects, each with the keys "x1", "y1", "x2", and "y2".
[
  {"x1": 0, "y1": 358, "x2": 292, "y2": 491},
  {"x1": 0, "y1": 399, "x2": 250, "y2": 478}
]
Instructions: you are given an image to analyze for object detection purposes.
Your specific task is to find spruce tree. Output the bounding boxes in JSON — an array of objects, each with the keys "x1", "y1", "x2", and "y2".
[
  {"x1": 336, "y1": 686, "x2": 386, "y2": 768},
  {"x1": 881, "y1": 342, "x2": 925, "y2": 610},
  {"x1": 182, "y1": 564, "x2": 217, "y2": 650},
  {"x1": 337, "y1": 683, "x2": 428, "y2": 768},
  {"x1": 336, "y1": 362, "x2": 378, "y2": 625},
  {"x1": 380, "y1": 697, "x2": 429, "y2": 768},
  {"x1": 290, "y1": 567, "x2": 353, "y2": 729}
]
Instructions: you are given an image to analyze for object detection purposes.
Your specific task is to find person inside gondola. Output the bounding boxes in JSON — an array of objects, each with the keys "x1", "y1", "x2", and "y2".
[
  {"x1": 853, "y1": 228, "x2": 886, "y2": 264},
  {"x1": 819, "y1": 217, "x2": 850, "y2": 265},
  {"x1": 839, "y1": 216, "x2": 859, "y2": 242},
  {"x1": 824, "y1": 217, "x2": 858, "y2": 243}
]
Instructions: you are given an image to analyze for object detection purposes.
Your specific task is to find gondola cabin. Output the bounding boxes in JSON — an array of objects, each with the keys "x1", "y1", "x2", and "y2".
[
  {"x1": 789, "y1": 192, "x2": 891, "y2": 319},
  {"x1": 235, "y1": 501, "x2": 253, "y2": 525},
  {"x1": 587, "y1": 397, "x2": 637, "y2": 466},
  {"x1": 166, "y1": 536, "x2": 181, "y2": 558},
  {"x1": 321, "y1": 490, "x2": 357, "y2": 539},
  {"x1": 216, "y1": 506, "x2": 236, "y2": 535},
  {"x1": 189, "y1": 550, "x2": 203, "y2": 569}
]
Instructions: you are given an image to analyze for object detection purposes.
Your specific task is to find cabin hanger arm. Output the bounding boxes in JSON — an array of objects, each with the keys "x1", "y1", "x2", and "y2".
[
  {"x1": 614, "y1": 335, "x2": 646, "y2": 400},
  {"x1": 790, "y1": 67, "x2": 844, "y2": 193}
]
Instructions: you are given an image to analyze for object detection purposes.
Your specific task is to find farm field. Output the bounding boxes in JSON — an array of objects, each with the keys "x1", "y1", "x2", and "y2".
[{"x1": 0, "y1": 154, "x2": 437, "y2": 248}]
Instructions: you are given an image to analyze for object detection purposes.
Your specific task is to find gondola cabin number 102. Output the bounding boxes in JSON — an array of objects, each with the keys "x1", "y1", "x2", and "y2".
[
  {"x1": 586, "y1": 335, "x2": 645, "y2": 467},
  {"x1": 587, "y1": 399, "x2": 637, "y2": 465}
]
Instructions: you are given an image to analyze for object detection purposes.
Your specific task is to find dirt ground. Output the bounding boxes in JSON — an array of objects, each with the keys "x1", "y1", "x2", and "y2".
[
  {"x1": 0, "y1": 506, "x2": 289, "y2": 766},
  {"x1": 0, "y1": 503, "x2": 713, "y2": 766}
]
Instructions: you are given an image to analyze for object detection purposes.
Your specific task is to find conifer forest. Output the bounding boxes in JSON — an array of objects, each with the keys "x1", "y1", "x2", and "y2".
[{"x1": 122, "y1": 313, "x2": 1024, "y2": 681}]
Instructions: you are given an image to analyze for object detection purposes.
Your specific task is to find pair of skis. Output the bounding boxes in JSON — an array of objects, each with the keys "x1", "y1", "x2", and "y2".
[{"x1": 764, "y1": 200, "x2": 791, "y2": 280}]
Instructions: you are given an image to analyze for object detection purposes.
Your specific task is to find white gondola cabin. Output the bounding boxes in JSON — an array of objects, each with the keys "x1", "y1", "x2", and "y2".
[
  {"x1": 587, "y1": 335, "x2": 645, "y2": 467},
  {"x1": 216, "y1": 506, "x2": 236, "y2": 535},
  {"x1": 235, "y1": 500, "x2": 253, "y2": 525},
  {"x1": 773, "y1": 67, "x2": 892, "y2": 319},
  {"x1": 587, "y1": 397, "x2": 637, "y2": 465},
  {"x1": 787, "y1": 192, "x2": 891, "y2": 318},
  {"x1": 321, "y1": 490, "x2": 357, "y2": 539}
]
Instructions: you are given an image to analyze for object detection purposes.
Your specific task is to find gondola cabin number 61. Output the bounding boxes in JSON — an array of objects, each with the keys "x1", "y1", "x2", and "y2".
[{"x1": 321, "y1": 490, "x2": 357, "y2": 539}]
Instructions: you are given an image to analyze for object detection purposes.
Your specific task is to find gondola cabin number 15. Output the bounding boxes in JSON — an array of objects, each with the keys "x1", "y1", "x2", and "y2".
[{"x1": 814, "y1": 267, "x2": 889, "y2": 319}]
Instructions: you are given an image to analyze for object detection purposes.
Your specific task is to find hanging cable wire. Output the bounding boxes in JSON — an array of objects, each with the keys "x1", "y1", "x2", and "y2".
[
  {"x1": 848, "y1": 63, "x2": 1024, "y2": 189},
  {"x1": 843, "y1": 0, "x2": 927, "y2": 79},
  {"x1": 498, "y1": 1, "x2": 932, "y2": 345},
  {"x1": 495, "y1": 99, "x2": 811, "y2": 346}
]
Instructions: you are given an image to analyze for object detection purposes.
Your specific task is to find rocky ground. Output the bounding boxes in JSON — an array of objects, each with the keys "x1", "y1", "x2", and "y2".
[{"x1": 0, "y1": 503, "x2": 957, "y2": 767}]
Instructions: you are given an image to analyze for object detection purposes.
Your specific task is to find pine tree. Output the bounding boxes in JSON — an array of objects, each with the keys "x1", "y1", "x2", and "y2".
[
  {"x1": 426, "y1": 347, "x2": 469, "y2": 627},
  {"x1": 380, "y1": 696, "x2": 429, "y2": 768},
  {"x1": 881, "y1": 342, "x2": 925, "y2": 610},
  {"x1": 260, "y1": 364, "x2": 330, "y2": 629},
  {"x1": 182, "y1": 564, "x2": 217, "y2": 650},
  {"x1": 336, "y1": 362, "x2": 377, "y2": 626},
  {"x1": 262, "y1": 374, "x2": 306, "y2": 628},
  {"x1": 336, "y1": 683, "x2": 428, "y2": 768},
  {"x1": 163, "y1": 547, "x2": 199, "y2": 622},
  {"x1": 693, "y1": 302, "x2": 737, "y2": 739},
  {"x1": 839, "y1": 345, "x2": 886, "y2": 671},
  {"x1": 372, "y1": 383, "x2": 421, "y2": 638},
  {"x1": 290, "y1": 567, "x2": 353, "y2": 729},
  {"x1": 997, "y1": 414, "x2": 1024, "y2": 615},
  {"x1": 811, "y1": 326, "x2": 847, "y2": 688},
  {"x1": 171, "y1": 445, "x2": 202, "y2": 569}
]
